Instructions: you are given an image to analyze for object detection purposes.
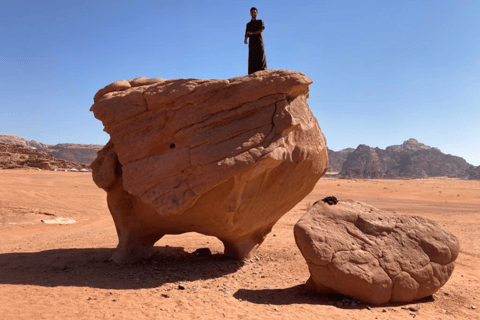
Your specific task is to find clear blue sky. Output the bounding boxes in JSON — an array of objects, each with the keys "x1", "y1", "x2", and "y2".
[{"x1": 1, "y1": 0, "x2": 479, "y2": 165}]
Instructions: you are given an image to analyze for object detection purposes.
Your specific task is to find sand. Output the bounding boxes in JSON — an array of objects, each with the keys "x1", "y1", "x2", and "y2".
[{"x1": 0, "y1": 169, "x2": 479, "y2": 319}]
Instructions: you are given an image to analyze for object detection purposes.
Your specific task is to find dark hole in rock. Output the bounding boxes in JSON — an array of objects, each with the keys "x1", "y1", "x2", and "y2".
[{"x1": 170, "y1": 143, "x2": 176, "y2": 149}]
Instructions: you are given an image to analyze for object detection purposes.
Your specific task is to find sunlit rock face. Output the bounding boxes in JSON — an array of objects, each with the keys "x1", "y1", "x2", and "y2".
[
  {"x1": 90, "y1": 70, "x2": 328, "y2": 264},
  {"x1": 294, "y1": 199, "x2": 460, "y2": 305}
]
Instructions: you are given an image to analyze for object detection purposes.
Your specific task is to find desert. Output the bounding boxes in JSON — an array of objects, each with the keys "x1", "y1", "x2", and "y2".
[{"x1": 1, "y1": 169, "x2": 478, "y2": 320}]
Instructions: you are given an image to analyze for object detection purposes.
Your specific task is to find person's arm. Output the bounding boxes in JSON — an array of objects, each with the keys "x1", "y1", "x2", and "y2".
[
  {"x1": 249, "y1": 20, "x2": 265, "y2": 35},
  {"x1": 244, "y1": 24, "x2": 249, "y2": 44},
  {"x1": 249, "y1": 29, "x2": 263, "y2": 35}
]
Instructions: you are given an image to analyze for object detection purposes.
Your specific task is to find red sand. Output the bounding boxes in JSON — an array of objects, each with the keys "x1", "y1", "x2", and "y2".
[{"x1": 1, "y1": 170, "x2": 479, "y2": 319}]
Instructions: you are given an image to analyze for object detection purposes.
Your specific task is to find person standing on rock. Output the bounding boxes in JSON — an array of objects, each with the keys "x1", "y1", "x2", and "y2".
[{"x1": 244, "y1": 7, "x2": 267, "y2": 74}]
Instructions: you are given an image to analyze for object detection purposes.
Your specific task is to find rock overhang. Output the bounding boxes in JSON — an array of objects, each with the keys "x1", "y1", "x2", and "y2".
[{"x1": 90, "y1": 69, "x2": 328, "y2": 263}]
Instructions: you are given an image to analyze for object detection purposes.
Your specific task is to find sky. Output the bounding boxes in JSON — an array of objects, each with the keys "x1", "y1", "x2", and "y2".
[{"x1": 1, "y1": 0, "x2": 479, "y2": 165}]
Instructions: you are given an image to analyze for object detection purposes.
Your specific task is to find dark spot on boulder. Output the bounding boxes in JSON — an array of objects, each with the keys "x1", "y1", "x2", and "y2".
[{"x1": 322, "y1": 196, "x2": 338, "y2": 205}]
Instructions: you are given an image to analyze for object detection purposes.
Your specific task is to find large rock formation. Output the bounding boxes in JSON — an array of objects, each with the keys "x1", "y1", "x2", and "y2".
[
  {"x1": 90, "y1": 70, "x2": 328, "y2": 264},
  {"x1": 0, "y1": 135, "x2": 103, "y2": 165},
  {"x1": 340, "y1": 139, "x2": 476, "y2": 179},
  {"x1": 294, "y1": 199, "x2": 459, "y2": 305},
  {"x1": 44, "y1": 143, "x2": 103, "y2": 165},
  {"x1": 0, "y1": 143, "x2": 90, "y2": 170},
  {"x1": 0, "y1": 135, "x2": 49, "y2": 150},
  {"x1": 327, "y1": 148, "x2": 354, "y2": 172},
  {"x1": 468, "y1": 166, "x2": 480, "y2": 180}
]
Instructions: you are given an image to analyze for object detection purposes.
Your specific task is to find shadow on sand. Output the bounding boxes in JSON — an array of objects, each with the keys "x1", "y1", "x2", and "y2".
[
  {"x1": 234, "y1": 285, "x2": 335, "y2": 307},
  {"x1": 0, "y1": 246, "x2": 243, "y2": 290},
  {"x1": 234, "y1": 286, "x2": 435, "y2": 309},
  {"x1": 0, "y1": 247, "x2": 436, "y2": 308}
]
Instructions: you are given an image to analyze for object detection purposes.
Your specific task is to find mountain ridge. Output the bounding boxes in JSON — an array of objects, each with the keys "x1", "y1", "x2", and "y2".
[
  {"x1": 0, "y1": 143, "x2": 90, "y2": 170},
  {"x1": 2, "y1": 135, "x2": 478, "y2": 179},
  {"x1": 328, "y1": 138, "x2": 479, "y2": 180},
  {"x1": 0, "y1": 135, "x2": 103, "y2": 165}
]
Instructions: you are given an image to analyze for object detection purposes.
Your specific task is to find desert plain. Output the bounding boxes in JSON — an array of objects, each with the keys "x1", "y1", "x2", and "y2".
[{"x1": 0, "y1": 169, "x2": 479, "y2": 320}]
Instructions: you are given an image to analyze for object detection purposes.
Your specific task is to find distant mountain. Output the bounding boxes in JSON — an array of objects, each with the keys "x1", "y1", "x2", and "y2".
[
  {"x1": 2, "y1": 135, "x2": 478, "y2": 179},
  {"x1": 334, "y1": 138, "x2": 479, "y2": 180},
  {"x1": 0, "y1": 143, "x2": 90, "y2": 170},
  {"x1": 468, "y1": 166, "x2": 480, "y2": 180},
  {"x1": 327, "y1": 148, "x2": 354, "y2": 172},
  {"x1": 0, "y1": 135, "x2": 103, "y2": 164}
]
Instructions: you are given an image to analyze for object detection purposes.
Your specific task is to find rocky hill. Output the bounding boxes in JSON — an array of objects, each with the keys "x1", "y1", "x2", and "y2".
[
  {"x1": 337, "y1": 138, "x2": 479, "y2": 180},
  {"x1": 327, "y1": 148, "x2": 354, "y2": 172},
  {"x1": 0, "y1": 135, "x2": 103, "y2": 164},
  {"x1": 0, "y1": 143, "x2": 90, "y2": 170},
  {"x1": 467, "y1": 166, "x2": 480, "y2": 180}
]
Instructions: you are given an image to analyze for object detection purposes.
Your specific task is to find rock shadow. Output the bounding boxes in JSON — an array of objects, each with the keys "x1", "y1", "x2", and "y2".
[
  {"x1": 0, "y1": 246, "x2": 243, "y2": 290},
  {"x1": 234, "y1": 285, "x2": 335, "y2": 306},
  {"x1": 234, "y1": 286, "x2": 435, "y2": 308}
]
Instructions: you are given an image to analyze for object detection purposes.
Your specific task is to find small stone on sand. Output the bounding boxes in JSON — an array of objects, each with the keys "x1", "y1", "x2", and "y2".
[{"x1": 41, "y1": 217, "x2": 76, "y2": 224}]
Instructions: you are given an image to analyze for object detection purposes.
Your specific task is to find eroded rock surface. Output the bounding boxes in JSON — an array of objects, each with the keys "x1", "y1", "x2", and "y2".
[
  {"x1": 0, "y1": 135, "x2": 102, "y2": 165},
  {"x1": 327, "y1": 148, "x2": 354, "y2": 172},
  {"x1": 294, "y1": 199, "x2": 459, "y2": 305},
  {"x1": 0, "y1": 143, "x2": 90, "y2": 170},
  {"x1": 90, "y1": 70, "x2": 328, "y2": 264}
]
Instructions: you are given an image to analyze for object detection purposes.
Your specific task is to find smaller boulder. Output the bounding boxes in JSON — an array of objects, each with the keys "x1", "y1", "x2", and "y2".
[{"x1": 294, "y1": 199, "x2": 460, "y2": 305}]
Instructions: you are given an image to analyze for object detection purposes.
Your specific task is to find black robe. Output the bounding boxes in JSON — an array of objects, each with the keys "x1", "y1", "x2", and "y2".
[{"x1": 245, "y1": 19, "x2": 267, "y2": 74}]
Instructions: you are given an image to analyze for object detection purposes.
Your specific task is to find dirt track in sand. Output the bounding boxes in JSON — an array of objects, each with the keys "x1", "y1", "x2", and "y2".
[{"x1": 0, "y1": 169, "x2": 479, "y2": 320}]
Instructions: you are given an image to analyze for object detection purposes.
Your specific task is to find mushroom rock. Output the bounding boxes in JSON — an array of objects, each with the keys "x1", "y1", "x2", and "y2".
[
  {"x1": 294, "y1": 199, "x2": 460, "y2": 305},
  {"x1": 90, "y1": 70, "x2": 328, "y2": 264}
]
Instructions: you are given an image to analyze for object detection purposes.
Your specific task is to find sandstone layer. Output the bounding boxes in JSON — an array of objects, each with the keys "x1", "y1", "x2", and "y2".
[
  {"x1": 0, "y1": 135, "x2": 103, "y2": 165},
  {"x1": 294, "y1": 199, "x2": 459, "y2": 305},
  {"x1": 90, "y1": 70, "x2": 328, "y2": 264},
  {"x1": 0, "y1": 143, "x2": 90, "y2": 170}
]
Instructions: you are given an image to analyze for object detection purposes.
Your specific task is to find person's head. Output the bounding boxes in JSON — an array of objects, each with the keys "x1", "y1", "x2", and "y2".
[{"x1": 250, "y1": 7, "x2": 258, "y2": 19}]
